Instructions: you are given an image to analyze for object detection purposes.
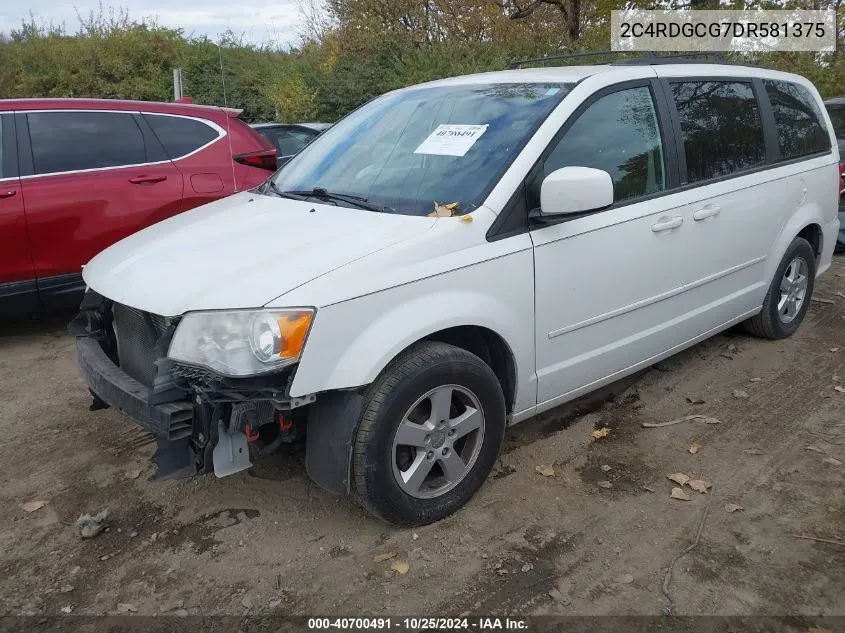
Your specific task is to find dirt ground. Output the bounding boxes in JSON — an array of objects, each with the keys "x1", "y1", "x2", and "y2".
[{"x1": 1, "y1": 257, "x2": 844, "y2": 620}]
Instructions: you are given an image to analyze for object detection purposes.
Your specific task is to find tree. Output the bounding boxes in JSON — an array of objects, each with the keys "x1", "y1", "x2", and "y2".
[{"x1": 497, "y1": 0, "x2": 582, "y2": 42}]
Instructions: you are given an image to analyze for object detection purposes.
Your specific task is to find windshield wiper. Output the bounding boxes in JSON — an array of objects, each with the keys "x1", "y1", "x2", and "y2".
[
  {"x1": 263, "y1": 179, "x2": 307, "y2": 200},
  {"x1": 285, "y1": 188, "x2": 393, "y2": 213}
]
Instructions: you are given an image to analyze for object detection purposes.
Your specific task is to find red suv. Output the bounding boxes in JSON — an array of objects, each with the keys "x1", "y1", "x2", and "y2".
[{"x1": 0, "y1": 99, "x2": 276, "y2": 317}]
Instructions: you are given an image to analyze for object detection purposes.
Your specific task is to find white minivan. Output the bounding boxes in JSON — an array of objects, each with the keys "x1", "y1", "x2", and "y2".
[{"x1": 71, "y1": 60, "x2": 841, "y2": 526}]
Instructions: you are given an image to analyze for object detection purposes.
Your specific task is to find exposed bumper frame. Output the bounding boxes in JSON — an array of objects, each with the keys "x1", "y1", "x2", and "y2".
[{"x1": 76, "y1": 337, "x2": 194, "y2": 440}]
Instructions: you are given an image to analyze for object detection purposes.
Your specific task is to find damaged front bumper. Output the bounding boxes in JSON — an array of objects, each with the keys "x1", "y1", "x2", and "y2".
[
  {"x1": 70, "y1": 292, "x2": 309, "y2": 480},
  {"x1": 76, "y1": 336, "x2": 194, "y2": 440},
  {"x1": 75, "y1": 334, "x2": 216, "y2": 479}
]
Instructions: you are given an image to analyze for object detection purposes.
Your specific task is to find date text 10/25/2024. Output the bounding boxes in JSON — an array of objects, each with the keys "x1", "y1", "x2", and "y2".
[{"x1": 307, "y1": 617, "x2": 528, "y2": 631}]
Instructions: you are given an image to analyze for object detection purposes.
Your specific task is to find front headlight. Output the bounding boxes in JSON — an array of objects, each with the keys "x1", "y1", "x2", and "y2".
[{"x1": 168, "y1": 308, "x2": 314, "y2": 377}]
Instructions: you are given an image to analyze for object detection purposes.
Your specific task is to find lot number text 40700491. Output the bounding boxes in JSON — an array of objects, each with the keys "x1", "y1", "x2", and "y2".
[{"x1": 307, "y1": 617, "x2": 528, "y2": 630}]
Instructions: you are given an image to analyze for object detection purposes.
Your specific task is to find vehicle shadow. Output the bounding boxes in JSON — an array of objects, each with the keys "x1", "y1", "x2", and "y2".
[{"x1": 0, "y1": 311, "x2": 74, "y2": 339}]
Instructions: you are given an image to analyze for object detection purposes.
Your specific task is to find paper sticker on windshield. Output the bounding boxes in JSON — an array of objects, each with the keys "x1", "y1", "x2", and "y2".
[{"x1": 414, "y1": 124, "x2": 488, "y2": 157}]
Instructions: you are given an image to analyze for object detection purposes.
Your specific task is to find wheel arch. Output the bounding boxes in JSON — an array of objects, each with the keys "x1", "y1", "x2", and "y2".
[
  {"x1": 767, "y1": 202, "x2": 826, "y2": 284},
  {"x1": 420, "y1": 325, "x2": 516, "y2": 414},
  {"x1": 797, "y1": 222, "x2": 823, "y2": 264}
]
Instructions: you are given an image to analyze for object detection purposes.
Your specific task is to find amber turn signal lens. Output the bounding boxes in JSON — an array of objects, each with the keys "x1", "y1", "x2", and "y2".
[{"x1": 278, "y1": 311, "x2": 313, "y2": 359}]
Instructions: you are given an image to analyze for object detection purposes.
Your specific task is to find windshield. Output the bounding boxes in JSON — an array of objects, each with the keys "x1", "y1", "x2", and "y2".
[
  {"x1": 269, "y1": 83, "x2": 570, "y2": 216},
  {"x1": 827, "y1": 104, "x2": 845, "y2": 140}
]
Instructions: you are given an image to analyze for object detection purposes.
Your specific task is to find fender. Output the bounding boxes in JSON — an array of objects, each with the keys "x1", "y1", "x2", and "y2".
[
  {"x1": 766, "y1": 200, "x2": 828, "y2": 284},
  {"x1": 289, "y1": 250, "x2": 537, "y2": 415}
]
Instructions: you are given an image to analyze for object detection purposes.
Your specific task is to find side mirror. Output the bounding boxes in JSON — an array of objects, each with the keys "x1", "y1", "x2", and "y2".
[{"x1": 539, "y1": 166, "x2": 614, "y2": 217}]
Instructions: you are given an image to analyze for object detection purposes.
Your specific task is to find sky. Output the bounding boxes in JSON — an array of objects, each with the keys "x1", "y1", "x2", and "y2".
[{"x1": 0, "y1": 0, "x2": 306, "y2": 48}]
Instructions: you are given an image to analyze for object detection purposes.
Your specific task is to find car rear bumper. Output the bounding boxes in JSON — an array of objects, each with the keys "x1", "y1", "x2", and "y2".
[{"x1": 76, "y1": 336, "x2": 194, "y2": 439}]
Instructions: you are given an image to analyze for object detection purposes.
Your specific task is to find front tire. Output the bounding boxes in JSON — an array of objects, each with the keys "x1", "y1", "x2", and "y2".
[
  {"x1": 743, "y1": 236, "x2": 816, "y2": 340},
  {"x1": 352, "y1": 341, "x2": 506, "y2": 526}
]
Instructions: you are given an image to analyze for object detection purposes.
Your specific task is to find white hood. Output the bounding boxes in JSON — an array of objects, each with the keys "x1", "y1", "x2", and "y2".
[{"x1": 82, "y1": 192, "x2": 434, "y2": 316}]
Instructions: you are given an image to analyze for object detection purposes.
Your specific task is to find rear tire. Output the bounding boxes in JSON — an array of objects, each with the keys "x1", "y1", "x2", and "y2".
[
  {"x1": 352, "y1": 341, "x2": 505, "y2": 526},
  {"x1": 743, "y1": 237, "x2": 815, "y2": 340}
]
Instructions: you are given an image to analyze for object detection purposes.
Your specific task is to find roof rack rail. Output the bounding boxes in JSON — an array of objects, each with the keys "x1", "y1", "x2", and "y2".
[
  {"x1": 509, "y1": 50, "x2": 646, "y2": 69},
  {"x1": 612, "y1": 52, "x2": 727, "y2": 65},
  {"x1": 509, "y1": 50, "x2": 728, "y2": 69}
]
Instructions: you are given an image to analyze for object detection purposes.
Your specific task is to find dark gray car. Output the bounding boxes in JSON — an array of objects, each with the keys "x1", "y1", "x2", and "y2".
[
  {"x1": 825, "y1": 98, "x2": 845, "y2": 251},
  {"x1": 251, "y1": 122, "x2": 331, "y2": 167}
]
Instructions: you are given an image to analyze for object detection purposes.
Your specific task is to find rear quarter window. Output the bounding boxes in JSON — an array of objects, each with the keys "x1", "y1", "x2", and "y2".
[
  {"x1": 143, "y1": 114, "x2": 220, "y2": 159},
  {"x1": 764, "y1": 80, "x2": 831, "y2": 160}
]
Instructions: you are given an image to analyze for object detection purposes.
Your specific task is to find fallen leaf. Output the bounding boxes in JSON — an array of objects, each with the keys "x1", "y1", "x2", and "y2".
[
  {"x1": 749, "y1": 377, "x2": 763, "y2": 382},
  {"x1": 688, "y1": 441, "x2": 701, "y2": 455},
  {"x1": 811, "y1": 297, "x2": 835, "y2": 304},
  {"x1": 743, "y1": 448, "x2": 764, "y2": 455},
  {"x1": 600, "y1": 464, "x2": 612, "y2": 472},
  {"x1": 240, "y1": 596, "x2": 253, "y2": 609},
  {"x1": 391, "y1": 560, "x2": 410, "y2": 574},
  {"x1": 732, "y1": 389, "x2": 749, "y2": 399},
  {"x1": 670, "y1": 487, "x2": 691, "y2": 501},
  {"x1": 60, "y1": 606, "x2": 73, "y2": 614},
  {"x1": 830, "y1": 347, "x2": 840, "y2": 353},
  {"x1": 667, "y1": 472, "x2": 690, "y2": 486},
  {"x1": 22, "y1": 500, "x2": 46, "y2": 513},
  {"x1": 125, "y1": 468, "x2": 142, "y2": 480},
  {"x1": 428, "y1": 201, "x2": 460, "y2": 218},
  {"x1": 590, "y1": 427, "x2": 611, "y2": 440},
  {"x1": 459, "y1": 215, "x2": 473, "y2": 224},
  {"x1": 822, "y1": 457, "x2": 842, "y2": 466},
  {"x1": 835, "y1": 386, "x2": 845, "y2": 394},
  {"x1": 535, "y1": 464, "x2": 555, "y2": 477},
  {"x1": 725, "y1": 503, "x2": 744, "y2": 513},
  {"x1": 704, "y1": 417, "x2": 721, "y2": 425},
  {"x1": 548, "y1": 588, "x2": 565, "y2": 602},
  {"x1": 521, "y1": 562, "x2": 533, "y2": 572},
  {"x1": 686, "y1": 395, "x2": 706, "y2": 405},
  {"x1": 688, "y1": 479, "x2": 712, "y2": 493},
  {"x1": 807, "y1": 627, "x2": 833, "y2": 633},
  {"x1": 117, "y1": 603, "x2": 137, "y2": 613},
  {"x1": 804, "y1": 445, "x2": 827, "y2": 454},
  {"x1": 597, "y1": 480, "x2": 613, "y2": 489},
  {"x1": 373, "y1": 553, "x2": 396, "y2": 563}
]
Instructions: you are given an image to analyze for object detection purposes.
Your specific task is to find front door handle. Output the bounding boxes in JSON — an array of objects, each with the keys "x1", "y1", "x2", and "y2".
[
  {"x1": 0, "y1": 190, "x2": 16, "y2": 199},
  {"x1": 693, "y1": 205, "x2": 721, "y2": 221},
  {"x1": 129, "y1": 175, "x2": 167, "y2": 185},
  {"x1": 651, "y1": 216, "x2": 683, "y2": 232}
]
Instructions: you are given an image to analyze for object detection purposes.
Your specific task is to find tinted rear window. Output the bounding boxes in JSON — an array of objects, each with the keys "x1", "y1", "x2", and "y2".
[
  {"x1": 28, "y1": 111, "x2": 146, "y2": 175},
  {"x1": 825, "y1": 104, "x2": 845, "y2": 140},
  {"x1": 765, "y1": 80, "x2": 831, "y2": 159},
  {"x1": 261, "y1": 127, "x2": 317, "y2": 157},
  {"x1": 143, "y1": 114, "x2": 220, "y2": 159},
  {"x1": 671, "y1": 81, "x2": 766, "y2": 183}
]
